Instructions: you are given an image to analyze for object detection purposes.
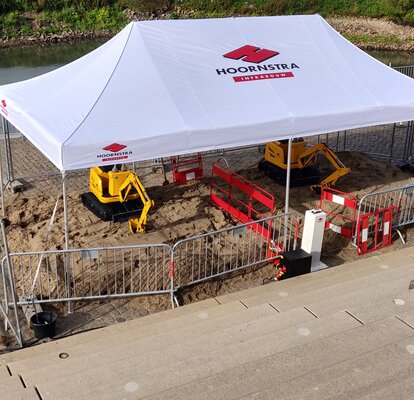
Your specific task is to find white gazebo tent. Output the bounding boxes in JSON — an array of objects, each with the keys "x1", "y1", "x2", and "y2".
[{"x1": 1, "y1": 14, "x2": 414, "y2": 249}]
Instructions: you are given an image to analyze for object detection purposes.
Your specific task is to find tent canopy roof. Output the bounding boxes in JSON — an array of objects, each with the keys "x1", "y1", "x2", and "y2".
[{"x1": 1, "y1": 15, "x2": 414, "y2": 172}]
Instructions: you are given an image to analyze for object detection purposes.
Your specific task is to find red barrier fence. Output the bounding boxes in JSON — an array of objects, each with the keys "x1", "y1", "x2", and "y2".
[
  {"x1": 210, "y1": 162, "x2": 275, "y2": 239},
  {"x1": 170, "y1": 153, "x2": 204, "y2": 184},
  {"x1": 356, "y1": 206, "x2": 394, "y2": 255},
  {"x1": 320, "y1": 187, "x2": 358, "y2": 239}
]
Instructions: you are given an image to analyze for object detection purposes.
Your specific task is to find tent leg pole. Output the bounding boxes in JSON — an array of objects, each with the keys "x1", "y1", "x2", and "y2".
[
  {"x1": 62, "y1": 172, "x2": 72, "y2": 313},
  {"x1": 62, "y1": 172, "x2": 69, "y2": 250},
  {"x1": 0, "y1": 117, "x2": 5, "y2": 218},
  {"x1": 283, "y1": 138, "x2": 292, "y2": 250},
  {"x1": 2, "y1": 117, "x2": 14, "y2": 183},
  {"x1": 285, "y1": 138, "x2": 292, "y2": 213}
]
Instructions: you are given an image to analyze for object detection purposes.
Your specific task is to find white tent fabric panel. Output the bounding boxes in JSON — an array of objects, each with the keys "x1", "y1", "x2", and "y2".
[{"x1": 1, "y1": 15, "x2": 414, "y2": 172}]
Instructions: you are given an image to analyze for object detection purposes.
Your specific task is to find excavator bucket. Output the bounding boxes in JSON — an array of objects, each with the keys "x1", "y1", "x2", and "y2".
[
  {"x1": 310, "y1": 185, "x2": 322, "y2": 196},
  {"x1": 129, "y1": 218, "x2": 145, "y2": 233}
]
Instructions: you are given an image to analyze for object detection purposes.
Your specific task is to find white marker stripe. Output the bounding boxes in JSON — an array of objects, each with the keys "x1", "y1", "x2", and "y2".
[
  {"x1": 384, "y1": 221, "x2": 390, "y2": 235},
  {"x1": 329, "y1": 223, "x2": 342, "y2": 234},
  {"x1": 332, "y1": 194, "x2": 345, "y2": 205},
  {"x1": 362, "y1": 228, "x2": 368, "y2": 242}
]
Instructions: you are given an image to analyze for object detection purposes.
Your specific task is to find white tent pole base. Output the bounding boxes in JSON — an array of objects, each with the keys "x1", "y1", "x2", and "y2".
[{"x1": 62, "y1": 172, "x2": 72, "y2": 313}]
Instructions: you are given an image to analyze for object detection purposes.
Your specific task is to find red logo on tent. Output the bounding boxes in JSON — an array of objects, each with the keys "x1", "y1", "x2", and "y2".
[
  {"x1": 223, "y1": 45, "x2": 279, "y2": 64},
  {"x1": 0, "y1": 99, "x2": 7, "y2": 116},
  {"x1": 103, "y1": 143, "x2": 127, "y2": 153}
]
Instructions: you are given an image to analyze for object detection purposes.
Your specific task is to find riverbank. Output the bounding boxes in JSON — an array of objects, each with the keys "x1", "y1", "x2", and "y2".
[{"x1": 1, "y1": 14, "x2": 414, "y2": 52}]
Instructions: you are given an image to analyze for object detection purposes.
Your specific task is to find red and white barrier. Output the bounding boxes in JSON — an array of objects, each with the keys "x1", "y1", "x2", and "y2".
[
  {"x1": 357, "y1": 206, "x2": 394, "y2": 255},
  {"x1": 320, "y1": 188, "x2": 358, "y2": 239},
  {"x1": 170, "y1": 153, "x2": 204, "y2": 184}
]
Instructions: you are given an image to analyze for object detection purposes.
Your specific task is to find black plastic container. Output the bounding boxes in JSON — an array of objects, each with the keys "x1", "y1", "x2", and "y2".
[
  {"x1": 281, "y1": 249, "x2": 312, "y2": 279},
  {"x1": 30, "y1": 311, "x2": 57, "y2": 339}
]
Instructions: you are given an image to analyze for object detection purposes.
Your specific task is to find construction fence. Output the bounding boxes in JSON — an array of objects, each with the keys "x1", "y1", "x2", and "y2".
[
  {"x1": 0, "y1": 211, "x2": 300, "y2": 346},
  {"x1": 321, "y1": 183, "x2": 414, "y2": 254}
]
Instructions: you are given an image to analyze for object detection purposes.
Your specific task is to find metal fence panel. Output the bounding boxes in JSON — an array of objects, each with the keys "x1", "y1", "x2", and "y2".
[
  {"x1": 172, "y1": 212, "x2": 299, "y2": 289},
  {"x1": 394, "y1": 65, "x2": 414, "y2": 79},
  {"x1": 355, "y1": 184, "x2": 414, "y2": 240},
  {"x1": 0, "y1": 220, "x2": 23, "y2": 347},
  {"x1": 5, "y1": 243, "x2": 172, "y2": 306},
  {"x1": 308, "y1": 122, "x2": 414, "y2": 163}
]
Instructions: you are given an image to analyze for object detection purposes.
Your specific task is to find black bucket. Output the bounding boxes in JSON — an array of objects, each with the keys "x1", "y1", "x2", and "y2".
[{"x1": 30, "y1": 311, "x2": 57, "y2": 339}]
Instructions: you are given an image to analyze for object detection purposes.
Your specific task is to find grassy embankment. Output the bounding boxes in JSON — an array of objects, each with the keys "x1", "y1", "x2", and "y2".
[{"x1": 1, "y1": 1, "x2": 414, "y2": 47}]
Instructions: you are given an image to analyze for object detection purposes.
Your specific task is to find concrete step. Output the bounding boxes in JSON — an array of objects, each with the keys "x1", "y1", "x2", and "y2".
[
  {"x1": 237, "y1": 340, "x2": 414, "y2": 399},
  {"x1": 216, "y1": 255, "x2": 385, "y2": 304},
  {"x1": 218, "y1": 255, "x2": 413, "y2": 308},
  {"x1": 139, "y1": 315, "x2": 414, "y2": 400},
  {"x1": 0, "y1": 375, "x2": 38, "y2": 400},
  {"x1": 0, "y1": 375, "x2": 26, "y2": 393},
  {"x1": 302, "y1": 277, "x2": 414, "y2": 324},
  {"x1": 242, "y1": 259, "x2": 414, "y2": 310},
  {"x1": 396, "y1": 309, "x2": 414, "y2": 329},
  {"x1": 216, "y1": 251, "x2": 413, "y2": 307},
  {"x1": 355, "y1": 371, "x2": 414, "y2": 400},
  {"x1": 31, "y1": 311, "x2": 360, "y2": 399},
  {"x1": 0, "y1": 364, "x2": 11, "y2": 380},
  {"x1": 0, "y1": 297, "x2": 241, "y2": 365},
  {"x1": 2, "y1": 389, "x2": 39, "y2": 400},
  {"x1": 12, "y1": 305, "x2": 312, "y2": 381},
  {"x1": 377, "y1": 246, "x2": 414, "y2": 261}
]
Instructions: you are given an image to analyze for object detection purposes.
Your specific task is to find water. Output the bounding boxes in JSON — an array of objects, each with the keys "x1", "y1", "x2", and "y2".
[
  {"x1": 0, "y1": 40, "x2": 106, "y2": 85},
  {"x1": 0, "y1": 40, "x2": 413, "y2": 85},
  {"x1": 368, "y1": 50, "x2": 414, "y2": 67}
]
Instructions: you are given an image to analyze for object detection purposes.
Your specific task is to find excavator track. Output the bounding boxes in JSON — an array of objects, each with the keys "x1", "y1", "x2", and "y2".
[
  {"x1": 258, "y1": 159, "x2": 320, "y2": 187},
  {"x1": 81, "y1": 192, "x2": 144, "y2": 222},
  {"x1": 81, "y1": 192, "x2": 114, "y2": 221}
]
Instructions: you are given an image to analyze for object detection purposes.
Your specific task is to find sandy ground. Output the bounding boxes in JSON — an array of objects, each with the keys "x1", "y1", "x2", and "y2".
[
  {"x1": 4, "y1": 148, "x2": 413, "y2": 257},
  {"x1": 1, "y1": 144, "x2": 413, "y2": 350}
]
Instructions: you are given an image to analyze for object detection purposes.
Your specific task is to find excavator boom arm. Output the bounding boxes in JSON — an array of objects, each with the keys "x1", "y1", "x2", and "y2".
[
  {"x1": 119, "y1": 173, "x2": 155, "y2": 233},
  {"x1": 297, "y1": 143, "x2": 350, "y2": 189}
]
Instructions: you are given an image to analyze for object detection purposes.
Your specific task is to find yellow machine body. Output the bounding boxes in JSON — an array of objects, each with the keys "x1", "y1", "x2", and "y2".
[
  {"x1": 85, "y1": 166, "x2": 154, "y2": 233},
  {"x1": 263, "y1": 140, "x2": 350, "y2": 191},
  {"x1": 264, "y1": 140, "x2": 307, "y2": 170},
  {"x1": 90, "y1": 168, "x2": 141, "y2": 203}
]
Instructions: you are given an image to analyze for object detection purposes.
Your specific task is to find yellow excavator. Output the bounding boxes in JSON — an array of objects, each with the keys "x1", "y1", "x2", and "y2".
[
  {"x1": 81, "y1": 165, "x2": 154, "y2": 233},
  {"x1": 258, "y1": 139, "x2": 350, "y2": 193}
]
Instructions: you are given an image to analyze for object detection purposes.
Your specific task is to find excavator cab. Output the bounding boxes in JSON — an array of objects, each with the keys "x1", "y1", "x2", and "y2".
[
  {"x1": 81, "y1": 165, "x2": 154, "y2": 233},
  {"x1": 263, "y1": 139, "x2": 307, "y2": 169}
]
